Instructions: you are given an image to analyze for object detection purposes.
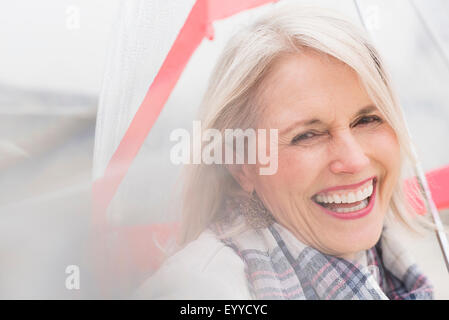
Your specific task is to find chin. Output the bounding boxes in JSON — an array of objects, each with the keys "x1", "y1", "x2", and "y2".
[{"x1": 328, "y1": 212, "x2": 385, "y2": 257}]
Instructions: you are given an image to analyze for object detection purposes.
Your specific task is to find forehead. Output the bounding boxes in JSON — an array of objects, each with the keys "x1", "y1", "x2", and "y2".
[{"x1": 257, "y1": 51, "x2": 371, "y2": 128}]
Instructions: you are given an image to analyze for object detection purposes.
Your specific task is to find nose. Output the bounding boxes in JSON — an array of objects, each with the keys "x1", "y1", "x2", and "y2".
[{"x1": 329, "y1": 130, "x2": 370, "y2": 174}]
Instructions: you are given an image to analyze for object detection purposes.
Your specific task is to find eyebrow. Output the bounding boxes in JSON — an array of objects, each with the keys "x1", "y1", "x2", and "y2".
[{"x1": 280, "y1": 104, "x2": 377, "y2": 135}]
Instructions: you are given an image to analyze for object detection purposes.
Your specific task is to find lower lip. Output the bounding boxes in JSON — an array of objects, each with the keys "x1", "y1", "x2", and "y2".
[{"x1": 313, "y1": 178, "x2": 377, "y2": 220}]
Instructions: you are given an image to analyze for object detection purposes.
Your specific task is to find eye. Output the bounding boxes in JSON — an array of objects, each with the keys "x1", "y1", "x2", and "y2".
[
  {"x1": 353, "y1": 115, "x2": 383, "y2": 127},
  {"x1": 291, "y1": 131, "x2": 321, "y2": 144}
]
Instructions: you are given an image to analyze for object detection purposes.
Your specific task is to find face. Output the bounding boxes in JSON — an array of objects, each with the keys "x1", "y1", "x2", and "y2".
[{"x1": 237, "y1": 51, "x2": 401, "y2": 260}]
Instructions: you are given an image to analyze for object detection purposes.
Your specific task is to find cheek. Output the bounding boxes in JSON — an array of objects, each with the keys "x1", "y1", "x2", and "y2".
[
  {"x1": 361, "y1": 125, "x2": 401, "y2": 201},
  {"x1": 262, "y1": 147, "x2": 327, "y2": 195},
  {"x1": 254, "y1": 148, "x2": 325, "y2": 225},
  {"x1": 363, "y1": 126, "x2": 400, "y2": 172}
]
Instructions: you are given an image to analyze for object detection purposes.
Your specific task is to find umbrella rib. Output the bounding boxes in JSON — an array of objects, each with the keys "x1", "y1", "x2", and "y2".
[
  {"x1": 409, "y1": 0, "x2": 449, "y2": 72},
  {"x1": 352, "y1": 0, "x2": 366, "y2": 30},
  {"x1": 353, "y1": 0, "x2": 449, "y2": 274},
  {"x1": 408, "y1": 0, "x2": 449, "y2": 274}
]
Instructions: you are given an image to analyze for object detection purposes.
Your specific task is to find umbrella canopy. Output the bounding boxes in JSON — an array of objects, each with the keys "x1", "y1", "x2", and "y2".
[{"x1": 92, "y1": 0, "x2": 449, "y2": 297}]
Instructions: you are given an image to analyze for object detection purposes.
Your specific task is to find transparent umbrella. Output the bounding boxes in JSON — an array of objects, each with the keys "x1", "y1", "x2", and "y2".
[
  {"x1": 352, "y1": 0, "x2": 449, "y2": 273},
  {"x1": 92, "y1": 0, "x2": 449, "y2": 297}
]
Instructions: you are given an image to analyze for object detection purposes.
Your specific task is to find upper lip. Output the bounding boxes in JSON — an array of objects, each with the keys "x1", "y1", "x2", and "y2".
[{"x1": 313, "y1": 176, "x2": 376, "y2": 195}]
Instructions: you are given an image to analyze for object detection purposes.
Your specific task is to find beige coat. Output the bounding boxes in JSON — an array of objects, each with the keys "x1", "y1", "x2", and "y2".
[{"x1": 133, "y1": 229, "x2": 253, "y2": 299}]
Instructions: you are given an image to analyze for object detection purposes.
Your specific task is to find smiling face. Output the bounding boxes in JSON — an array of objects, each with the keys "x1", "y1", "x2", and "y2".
[{"x1": 237, "y1": 50, "x2": 401, "y2": 260}]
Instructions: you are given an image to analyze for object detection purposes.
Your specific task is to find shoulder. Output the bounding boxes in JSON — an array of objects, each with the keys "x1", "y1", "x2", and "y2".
[{"x1": 132, "y1": 229, "x2": 252, "y2": 299}]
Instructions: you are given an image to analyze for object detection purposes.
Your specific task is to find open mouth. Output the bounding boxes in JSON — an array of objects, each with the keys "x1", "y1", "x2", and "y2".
[{"x1": 312, "y1": 177, "x2": 377, "y2": 217}]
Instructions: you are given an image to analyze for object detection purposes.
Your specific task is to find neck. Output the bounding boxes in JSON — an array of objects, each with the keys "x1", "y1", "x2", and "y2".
[{"x1": 339, "y1": 250, "x2": 367, "y2": 266}]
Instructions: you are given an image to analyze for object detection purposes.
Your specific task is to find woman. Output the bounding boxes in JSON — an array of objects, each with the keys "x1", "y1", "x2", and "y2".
[{"x1": 136, "y1": 4, "x2": 433, "y2": 299}]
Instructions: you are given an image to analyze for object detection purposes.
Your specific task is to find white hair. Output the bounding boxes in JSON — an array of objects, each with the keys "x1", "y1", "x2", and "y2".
[{"x1": 177, "y1": 4, "x2": 431, "y2": 245}]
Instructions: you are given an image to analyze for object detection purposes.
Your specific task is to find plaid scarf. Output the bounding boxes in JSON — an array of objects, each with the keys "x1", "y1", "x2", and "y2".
[{"x1": 212, "y1": 216, "x2": 433, "y2": 300}]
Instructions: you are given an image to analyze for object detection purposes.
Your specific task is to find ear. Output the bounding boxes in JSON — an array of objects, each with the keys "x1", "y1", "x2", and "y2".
[{"x1": 226, "y1": 164, "x2": 255, "y2": 194}]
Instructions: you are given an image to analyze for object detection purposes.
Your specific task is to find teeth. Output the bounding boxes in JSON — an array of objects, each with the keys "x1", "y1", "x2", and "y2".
[
  {"x1": 362, "y1": 187, "x2": 368, "y2": 199},
  {"x1": 314, "y1": 179, "x2": 374, "y2": 204},
  {"x1": 334, "y1": 199, "x2": 369, "y2": 213},
  {"x1": 333, "y1": 194, "x2": 342, "y2": 204},
  {"x1": 347, "y1": 192, "x2": 356, "y2": 203}
]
